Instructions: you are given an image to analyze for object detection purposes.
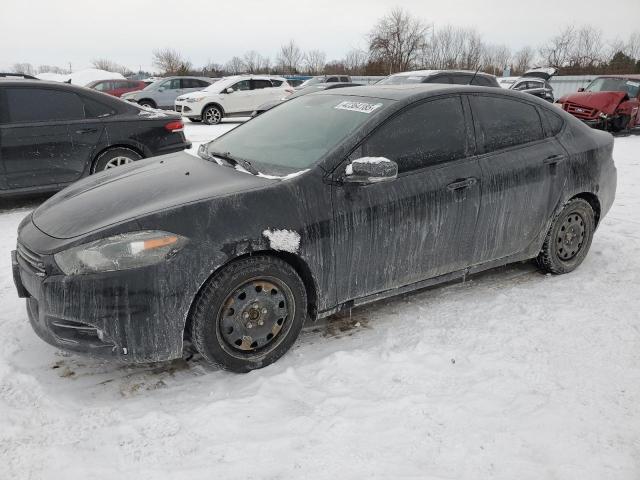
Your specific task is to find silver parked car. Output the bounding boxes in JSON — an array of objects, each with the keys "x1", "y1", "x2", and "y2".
[{"x1": 121, "y1": 76, "x2": 217, "y2": 109}]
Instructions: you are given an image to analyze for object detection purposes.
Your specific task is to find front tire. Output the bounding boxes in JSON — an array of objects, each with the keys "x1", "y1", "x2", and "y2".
[
  {"x1": 191, "y1": 256, "x2": 307, "y2": 373},
  {"x1": 92, "y1": 147, "x2": 142, "y2": 173},
  {"x1": 202, "y1": 105, "x2": 223, "y2": 125},
  {"x1": 138, "y1": 99, "x2": 156, "y2": 109},
  {"x1": 536, "y1": 198, "x2": 595, "y2": 274}
]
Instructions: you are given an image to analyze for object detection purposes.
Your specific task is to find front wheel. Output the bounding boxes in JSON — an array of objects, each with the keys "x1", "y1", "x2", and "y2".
[
  {"x1": 536, "y1": 198, "x2": 595, "y2": 274},
  {"x1": 190, "y1": 256, "x2": 307, "y2": 373},
  {"x1": 202, "y1": 105, "x2": 223, "y2": 125}
]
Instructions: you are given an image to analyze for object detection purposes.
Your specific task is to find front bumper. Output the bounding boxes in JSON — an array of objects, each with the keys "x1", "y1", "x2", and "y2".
[
  {"x1": 174, "y1": 100, "x2": 205, "y2": 118},
  {"x1": 12, "y1": 240, "x2": 194, "y2": 363}
]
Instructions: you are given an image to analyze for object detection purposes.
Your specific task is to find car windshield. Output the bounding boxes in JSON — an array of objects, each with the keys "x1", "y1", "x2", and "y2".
[
  {"x1": 205, "y1": 94, "x2": 391, "y2": 175},
  {"x1": 378, "y1": 75, "x2": 426, "y2": 85},
  {"x1": 203, "y1": 78, "x2": 233, "y2": 93},
  {"x1": 586, "y1": 77, "x2": 640, "y2": 97},
  {"x1": 300, "y1": 77, "x2": 325, "y2": 87}
]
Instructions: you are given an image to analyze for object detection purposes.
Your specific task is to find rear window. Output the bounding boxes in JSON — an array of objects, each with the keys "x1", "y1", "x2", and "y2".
[
  {"x1": 471, "y1": 76, "x2": 493, "y2": 87},
  {"x1": 271, "y1": 79, "x2": 283, "y2": 87},
  {"x1": 470, "y1": 95, "x2": 544, "y2": 152},
  {"x1": 541, "y1": 108, "x2": 564, "y2": 137},
  {"x1": 6, "y1": 88, "x2": 85, "y2": 123}
]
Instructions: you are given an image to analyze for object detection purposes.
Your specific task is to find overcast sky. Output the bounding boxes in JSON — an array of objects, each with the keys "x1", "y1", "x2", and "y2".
[{"x1": 1, "y1": 0, "x2": 638, "y2": 73}]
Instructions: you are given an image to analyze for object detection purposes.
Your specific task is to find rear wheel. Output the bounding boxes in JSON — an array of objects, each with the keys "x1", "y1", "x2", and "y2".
[
  {"x1": 191, "y1": 256, "x2": 307, "y2": 373},
  {"x1": 536, "y1": 198, "x2": 595, "y2": 274},
  {"x1": 92, "y1": 147, "x2": 142, "y2": 173},
  {"x1": 202, "y1": 105, "x2": 223, "y2": 125}
]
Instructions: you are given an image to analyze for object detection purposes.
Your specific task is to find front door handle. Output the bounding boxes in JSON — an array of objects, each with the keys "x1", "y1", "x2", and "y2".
[
  {"x1": 543, "y1": 154, "x2": 566, "y2": 165},
  {"x1": 75, "y1": 128, "x2": 98, "y2": 134},
  {"x1": 447, "y1": 177, "x2": 477, "y2": 191}
]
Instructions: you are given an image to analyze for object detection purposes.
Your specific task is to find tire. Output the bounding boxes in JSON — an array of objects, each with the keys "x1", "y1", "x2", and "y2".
[
  {"x1": 138, "y1": 99, "x2": 156, "y2": 109},
  {"x1": 92, "y1": 147, "x2": 142, "y2": 173},
  {"x1": 202, "y1": 105, "x2": 223, "y2": 125},
  {"x1": 191, "y1": 256, "x2": 307, "y2": 373},
  {"x1": 536, "y1": 198, "x2": 595, "y2": 274}
]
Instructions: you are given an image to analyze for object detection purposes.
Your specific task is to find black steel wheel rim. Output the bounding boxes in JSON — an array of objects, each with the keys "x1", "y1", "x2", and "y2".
[
  {"x1": 556, "y1": 212, "x2": 586, "y2": 261},
  {"x1": 216, "y1": 277, "x2": 293, "y2": 355}
]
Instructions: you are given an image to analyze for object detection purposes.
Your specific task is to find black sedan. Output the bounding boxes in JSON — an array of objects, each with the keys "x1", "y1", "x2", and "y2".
[
  {"x1": 12, "y1": 84, "x2": 616, "y2": 373},
  {"x1": 0, "y1": 79, "x2": 190, "y2": 196}
]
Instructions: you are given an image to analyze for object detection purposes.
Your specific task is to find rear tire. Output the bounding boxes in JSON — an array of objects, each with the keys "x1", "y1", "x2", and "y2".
[
  {"x1": 202, "y1": 105, "x2": 223, "y2": 125},
  {"x1": 191, "y1": 256, "x2": 307, "y2": 373},
  {"x1": 536, "y1": 198, "x2": 595, "y2": 274},
  {"x1": 92, "y1": 147, "x2": 142, "y2": 173}
]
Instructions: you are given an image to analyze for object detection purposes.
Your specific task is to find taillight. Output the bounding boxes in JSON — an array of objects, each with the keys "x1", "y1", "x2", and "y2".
[{"x1": 164, "y1": 120, "x2": 184, "y2": 132}]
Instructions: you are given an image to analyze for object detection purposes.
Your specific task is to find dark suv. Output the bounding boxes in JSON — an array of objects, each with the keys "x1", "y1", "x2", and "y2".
[
  {"x1": 0, "y1": 80, "x2": 190, "y2": 196},
  {"x1": 378, "y1": 70, "x2": 500, "y2": 87}
]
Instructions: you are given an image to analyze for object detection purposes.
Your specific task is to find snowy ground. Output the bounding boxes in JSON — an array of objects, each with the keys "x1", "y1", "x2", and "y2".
[{"x1": 1, "y1": 124, "x2": 639, "y2": 480}]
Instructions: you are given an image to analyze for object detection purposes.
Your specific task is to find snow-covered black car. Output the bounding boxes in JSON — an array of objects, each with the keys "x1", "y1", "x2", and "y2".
[
  {"x1": 0, "y1": 79, "x2": 190, "y2": 196},
  {"x1": 12, "y1": 84, "x2": 616, "y2": 372}
]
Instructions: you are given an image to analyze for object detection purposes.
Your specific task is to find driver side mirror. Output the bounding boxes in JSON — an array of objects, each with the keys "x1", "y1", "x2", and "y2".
[
  {"x1": 225, "y1": 87, "x2": 234, "y2": 94},
  {"x1": 343, "y1": 157, "x2": 398, "y2": 185},
  {"x1": 578, "y1": 87, "x2": 585, "y2": 92}
]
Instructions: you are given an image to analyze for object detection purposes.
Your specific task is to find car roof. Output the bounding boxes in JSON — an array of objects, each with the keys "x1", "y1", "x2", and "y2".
[
  {"x1": 314, "y1": 83, "x2": 546, "y2": 102},
  {"x1": 389, "y1": 69, "x2": 495, "y2": 78},
  {"x1": 593, "y1": 74, "x2": 640, "y2": 80}
]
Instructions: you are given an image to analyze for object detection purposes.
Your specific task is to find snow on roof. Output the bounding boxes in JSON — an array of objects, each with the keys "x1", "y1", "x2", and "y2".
[{"x1": 35, "y1": 68, "x2": 125, "y2": 86}]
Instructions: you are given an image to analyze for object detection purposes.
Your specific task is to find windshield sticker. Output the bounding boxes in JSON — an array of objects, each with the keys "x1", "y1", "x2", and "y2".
[
  {"x1": 626, "y1": 81, "x2": 640, "y2": 88},
  {"x1": 334, "y1": 101, "x2": 383, "y2": 114}
]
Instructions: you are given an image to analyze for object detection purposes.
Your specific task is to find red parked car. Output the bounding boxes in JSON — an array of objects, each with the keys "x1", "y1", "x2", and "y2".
[
  {"x1": 86, "y1": 79, "x2": 150, "y2": 97},
  {"x1": 557, "y1": 75, "x2": 640, "y2": 132}
]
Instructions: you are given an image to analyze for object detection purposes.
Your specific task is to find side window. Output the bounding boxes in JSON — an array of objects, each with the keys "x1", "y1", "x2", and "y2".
[
  {"x1": 83, "y1": 96, "x2": 116, "y2": 118},
  {"x1": 361, "y1": 96, "x2": 468, "y2": 173},
  {"x1": 471, "y1": 76, "x2": 492, "y2": 87},
  {"x1": 424, "y1": 75, "x2": 451, "y2": 84},
  {"x1": 93, "y1": 81, "x2": 108, "y2": 91},
  {"x1": 231, "y1": 80, "x2": 250, "y2": 91},
  {"x1": 251, "y1": 79, "x2": 272, "y2": 89},
  {"x1": 340, "y1": 76, "x2": 349, "y2": 82},
  {"x1": 6, "y1": 88, "x2": 85, "y2": 123},
  {"x1": 180, "y1": 79, "x2": 195, "y2": 88},
  {"x1": 513, "y1": 81, "x2": 528, "y2": 91},
  {"x1": 167, "y1": 79, "x2": 181, "y2": 89},
  {"x1": 470, "y1": 95, "x2": 544, "y2": 152},
  {"x1": 541, "y1": 108, "x2": 564, "y2": 137},
  {"x1": 270, "y1": 79, "x2": 283, "y2": 87},
  {"x1": 326, "y1": 76, "x2": 338, "y2": 83},
  {"x1": 195, "y1": 79, "x2": 210, "y2": 88}
]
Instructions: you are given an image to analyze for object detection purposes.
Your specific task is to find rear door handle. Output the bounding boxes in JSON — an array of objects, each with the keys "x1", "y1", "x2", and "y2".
[
  {"x1": 447, "y1": 177, "x2": 477, "y2": 191},
  {"x1": 75, "y1": 128, "x2": 98, "y2": 134},
  {"x1": 543, "y1": 154, "x2": 566, "y2": 165}
]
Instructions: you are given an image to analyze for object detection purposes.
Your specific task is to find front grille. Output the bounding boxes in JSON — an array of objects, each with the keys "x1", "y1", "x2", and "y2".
[
  {"x1": 564, "y1": 102, "x2": 598, "y2": 120},
  {"x1": 175, "y1": 105, "x2": 182, "y2": 112},
  {"x1": 17, "y1": 243, "x2": 45, "y2": 275}
]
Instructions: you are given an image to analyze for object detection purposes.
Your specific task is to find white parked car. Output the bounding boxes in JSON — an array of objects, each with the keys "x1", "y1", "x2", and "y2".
[{"x1": 175, "y1": 75, "x2": 292, "y2": 124}]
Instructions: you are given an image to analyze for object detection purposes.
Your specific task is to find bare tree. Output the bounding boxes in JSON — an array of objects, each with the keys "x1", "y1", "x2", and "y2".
[
  {"x1": 513, "y1": 46, "x2": 535, "y2": 75},
  {"x1": 368, "y1": 8, "x2": 429, "y2": 73},
  {"x1": 482, "y1": 44, "x2": 511, "y2": 75},
  {"x1": 343, "y1": 49, "x2": 368, "y2": 75},
  {"x1": 304, "y1": 49, "x2": 327, "y2": 75},
  {"x1": 12, "y1": 63, "x2": 35, "y2": 76},
  {"x1": 572, "y1": 25, "x2": 605, "y2": 68},
  {"x1": 37, "y1": 64, "x2": 68, "y2": 74},
  {"x1": 277, "y1": 40, "x2": 304, "y2": 74},
  {"x1": 539, "y1": 26, "x2": 576, "y2": 68},
  {"x1": 242, "y1": 50, "x2": 270, "y2": 73},
  {"x1": 203, "y1": 60, "x2": 225, "y2": 76},
  {"x1": 225, "y1": 56, "x2": 246, "y2": 75},
  {"x1": 152, "y1": 48, "x2": 192, "y2": 75},
  {"x1": 624, "y1": 32, "x2": 640, "y2": 60}
]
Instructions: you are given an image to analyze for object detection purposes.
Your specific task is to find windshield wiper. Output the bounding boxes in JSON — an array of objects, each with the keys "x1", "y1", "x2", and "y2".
[{"x1": 199, "y1": 146, "x2": 260, "y2": 175}]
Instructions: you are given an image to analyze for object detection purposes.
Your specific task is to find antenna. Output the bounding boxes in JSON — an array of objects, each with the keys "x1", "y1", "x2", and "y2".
[{"x1": 468, "y1": 65, "x2": 482, "y2": 85}]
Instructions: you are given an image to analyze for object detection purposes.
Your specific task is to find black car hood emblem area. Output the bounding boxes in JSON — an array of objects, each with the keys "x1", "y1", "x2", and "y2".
[{"x1": 32, "y1": 152, "x2": 275, "y2": 240}]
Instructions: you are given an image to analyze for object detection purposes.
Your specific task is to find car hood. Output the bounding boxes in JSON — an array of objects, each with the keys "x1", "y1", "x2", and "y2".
[
  {"x1": 559, "y1": 91, "x2": 629, "y2": 115},
  {"x1": 32, "y1": 152, "x2": 275, "y2": 239},
  {"x1": 177, "y1": 90, "x2": 211, "y2": 100}
]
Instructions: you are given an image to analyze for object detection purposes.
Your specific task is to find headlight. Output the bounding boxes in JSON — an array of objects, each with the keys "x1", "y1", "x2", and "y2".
[
  {"x1": 54, "y1": 231, "x2": 188, "y2": 275},
  {"x1": 185, "y1": 96, "x2": 205, "y2": 103}
]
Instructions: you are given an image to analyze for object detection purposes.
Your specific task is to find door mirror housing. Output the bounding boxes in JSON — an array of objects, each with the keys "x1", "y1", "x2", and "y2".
[
  {"x1": 158, "y1": 87, "x2": 165, "y2": 92},
  {"x1": 225, "y1": 87, "x2": 234, "y2": 94},
  {"x1": 343, "y1": 157, "x2": 398, "y2": 185},
  {"x1": 578, "y1": 87, "x2": 585, "y2": 92}
]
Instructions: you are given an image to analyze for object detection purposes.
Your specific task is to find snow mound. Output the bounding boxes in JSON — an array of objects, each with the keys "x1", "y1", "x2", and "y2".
[
  {"x1": 262, "y1": 229, "x2": 301, "y2": 253},
  {"x1": 36, "y1": 68, "x2": 125, "y2": 86}
]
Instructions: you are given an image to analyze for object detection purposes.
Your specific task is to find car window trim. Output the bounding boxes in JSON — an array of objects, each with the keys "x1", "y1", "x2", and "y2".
[
  {"x1": 4, "y1": 86, "x2": 87, "y2": 124},
  {"x1": 331, "y1": 94, "x2": 473, "y2": 180}
]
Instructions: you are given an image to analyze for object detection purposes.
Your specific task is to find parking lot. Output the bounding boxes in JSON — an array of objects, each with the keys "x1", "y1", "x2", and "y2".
[{"x1": 1, "y1": 122, "x2": 639, "y2": 479}]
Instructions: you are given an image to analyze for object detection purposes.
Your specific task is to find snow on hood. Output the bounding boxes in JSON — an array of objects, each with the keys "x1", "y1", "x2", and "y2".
[
  {"x1": 36, "y1": 68, "x2": 125, "y2": 86},
  {"x1": 262, "y1": 229, "x2": 301, "y2": 253}
]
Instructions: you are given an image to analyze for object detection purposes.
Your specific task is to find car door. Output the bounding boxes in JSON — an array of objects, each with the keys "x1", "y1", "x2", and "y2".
[
  {"x1": 331, "y1": 95, "x2": 482, "y2": 303},
  {"x1": 0, "y1": 86, "x2": 92, "y2": 189},
  {"x1": 222, "y1": 79, "x2": 252, "y2": 113},
  {"x1": 249, "y1": 79, "x2": 280, "y2": 109},
  {"x1": 468, "y1": 94, "x2": 568, "y2": 263},
  {"x1": 155, "y1": 78, "x2": 183, "y2": 108}
]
